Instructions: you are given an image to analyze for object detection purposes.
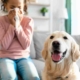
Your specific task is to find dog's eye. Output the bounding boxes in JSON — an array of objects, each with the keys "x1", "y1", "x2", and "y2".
[
  {"x1": 63, "y1": 36, "x2": 68, "y2": 39},
  {"x1": 50, "y1": 36, "x2": 54, "y2": 39}
]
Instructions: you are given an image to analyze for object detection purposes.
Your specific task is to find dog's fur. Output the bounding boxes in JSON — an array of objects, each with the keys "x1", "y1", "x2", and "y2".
[{"x1": 42, "y1": 31, "x2": 80, "y2": 80}]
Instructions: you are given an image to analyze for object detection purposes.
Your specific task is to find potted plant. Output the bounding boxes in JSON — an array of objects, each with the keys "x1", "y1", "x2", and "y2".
[{"x1": 40, "y1": 7, "x2": 48, "y2": 16}]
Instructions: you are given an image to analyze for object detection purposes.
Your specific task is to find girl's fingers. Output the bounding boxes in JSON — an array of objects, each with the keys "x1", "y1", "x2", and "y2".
[{"x1": 8, "y1": 8, "x2": 23, "y2": 26}]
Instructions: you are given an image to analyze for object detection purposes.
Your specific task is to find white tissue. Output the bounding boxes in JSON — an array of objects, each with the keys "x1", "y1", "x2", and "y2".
[
  {"x1": 14, "y1": 8, "x2": 19, "y2": 21},
  {"x1": 14, "y1": 8, "x2": 20, "y2": 28}
]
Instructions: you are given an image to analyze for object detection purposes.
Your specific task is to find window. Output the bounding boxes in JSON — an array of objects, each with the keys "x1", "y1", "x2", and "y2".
[{"x1": 71, "y1": 0, "x2": 80, "y2": 35}]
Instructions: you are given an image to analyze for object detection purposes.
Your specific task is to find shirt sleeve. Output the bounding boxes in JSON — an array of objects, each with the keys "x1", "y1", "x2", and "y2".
[
  {"x1": 15, "y1": 18, "x2": 34, "y2": 49},
  {"x1": 0, "y1": 24, "x2": 15, "y2": 50}
]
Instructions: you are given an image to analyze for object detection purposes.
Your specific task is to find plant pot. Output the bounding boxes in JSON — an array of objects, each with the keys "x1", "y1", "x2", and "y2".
[{"x1": 42, "y1": 12, "x2": 45, "y2": 16}]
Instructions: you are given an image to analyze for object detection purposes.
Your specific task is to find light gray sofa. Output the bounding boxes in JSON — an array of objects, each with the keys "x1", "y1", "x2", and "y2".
[{"x1": 18, "y1": 32, "x2": 80, "y2": 80}]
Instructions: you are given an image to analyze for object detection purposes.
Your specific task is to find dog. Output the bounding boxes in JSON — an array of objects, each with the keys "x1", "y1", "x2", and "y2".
[{"x1": 42, "y1": 31, "x2": 80, "y2": 80}]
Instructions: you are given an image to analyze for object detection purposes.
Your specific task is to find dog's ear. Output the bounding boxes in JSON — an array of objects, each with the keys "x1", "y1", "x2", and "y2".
[
  {"x1": 42, "y1": 39, "x2": 48, "y2": 60},
  {"x1": 71, "y1": 38, "x2": 80, "y2": 61}
]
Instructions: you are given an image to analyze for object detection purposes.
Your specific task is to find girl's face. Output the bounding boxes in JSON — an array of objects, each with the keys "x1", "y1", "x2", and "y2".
[{"x1": 5, "y1": 0, "x2": 24, "y2": 14}]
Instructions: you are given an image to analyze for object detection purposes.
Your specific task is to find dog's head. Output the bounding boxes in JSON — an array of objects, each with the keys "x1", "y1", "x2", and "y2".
[{"x1": 42, "y1": 31, "x2": 80, "y2": 63}]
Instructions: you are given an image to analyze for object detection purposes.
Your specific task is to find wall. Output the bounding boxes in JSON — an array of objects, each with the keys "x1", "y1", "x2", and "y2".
[
  {"x1": 50, "y1": 0, "x2": 60, "y2": 32},
  {"x1": 28, "y1": 0, "x2": 50, "y2": 32},
  {"x1": 28, "y1": 0, "x2": 66, "y2": 33},
  {"x1": 51, "y1": 0, "x2": 66, "y2": 32}
]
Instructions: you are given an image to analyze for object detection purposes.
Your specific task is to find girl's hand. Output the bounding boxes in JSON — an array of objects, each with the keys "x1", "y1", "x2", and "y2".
[{"x1": 7, "y1": 8, "x2": 23, "y2": 27}]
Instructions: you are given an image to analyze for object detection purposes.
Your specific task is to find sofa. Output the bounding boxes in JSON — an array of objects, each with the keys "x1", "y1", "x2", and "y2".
[{"x1": 18, "y1": 31, "x2": 80, "y2": 80}]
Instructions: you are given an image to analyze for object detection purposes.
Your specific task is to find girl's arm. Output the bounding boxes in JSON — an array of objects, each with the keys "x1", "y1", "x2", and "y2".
[
  {"x1": 0, "y1": 24, "x2": 15, "y2": 50},
  {"x1": 15, "y1": 18, "x2": 34, "y2": 49}
]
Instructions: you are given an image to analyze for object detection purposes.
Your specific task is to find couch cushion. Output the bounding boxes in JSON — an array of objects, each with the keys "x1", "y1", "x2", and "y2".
[
  {"x1": 33, "y1": 31, "x2": 49, "y2": 58},
  {"x1": 30, "y1": 38, "x2": 36, "y2": 59},
  {"x1": 72, "y1": 35, "x2": 80, "y2": 46}
]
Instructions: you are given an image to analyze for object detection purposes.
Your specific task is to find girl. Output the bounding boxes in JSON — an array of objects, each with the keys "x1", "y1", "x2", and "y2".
[{"x1": 0, "y1": 0, "x2": 40, "y2": 80}]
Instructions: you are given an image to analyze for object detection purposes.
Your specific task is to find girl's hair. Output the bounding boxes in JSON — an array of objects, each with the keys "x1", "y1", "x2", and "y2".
[{"x1": 1, "y1": 0, "x2": 28, "y2": 12}]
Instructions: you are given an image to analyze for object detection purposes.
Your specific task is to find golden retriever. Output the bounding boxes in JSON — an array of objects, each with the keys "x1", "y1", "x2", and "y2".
[{"x1": 42, "y1": 31, "x2": 80, "y2": 80}]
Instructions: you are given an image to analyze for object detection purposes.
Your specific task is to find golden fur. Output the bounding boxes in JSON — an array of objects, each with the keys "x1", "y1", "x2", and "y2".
[{"x1": 42, "y1": 31, "x2": 80, "y2": 80}]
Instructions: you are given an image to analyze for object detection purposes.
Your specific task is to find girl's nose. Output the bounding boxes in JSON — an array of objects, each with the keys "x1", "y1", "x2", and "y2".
[{"x1": 14, "y1": 8, "x2": 22, "y2": 14}]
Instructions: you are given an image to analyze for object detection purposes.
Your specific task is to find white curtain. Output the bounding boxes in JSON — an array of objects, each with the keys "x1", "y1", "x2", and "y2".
[{"x1": 71, "y1": 0, "x2": 80, "y2": 35}]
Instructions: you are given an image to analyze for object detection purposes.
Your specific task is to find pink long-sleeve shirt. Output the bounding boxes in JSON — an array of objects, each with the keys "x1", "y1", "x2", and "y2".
[{"x1": 0, "y1": 15, "x2": 34, "y2": 59}]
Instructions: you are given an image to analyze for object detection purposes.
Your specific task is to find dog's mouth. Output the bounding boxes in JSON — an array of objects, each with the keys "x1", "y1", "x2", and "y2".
[{"x1": 51, "y1": 49, "x2": 67, "y2": 62}]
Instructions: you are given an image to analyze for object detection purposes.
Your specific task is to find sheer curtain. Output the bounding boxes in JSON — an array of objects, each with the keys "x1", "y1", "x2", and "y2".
[{"x1": 71, "y1": 0, "x2": 80, "y2": 35}]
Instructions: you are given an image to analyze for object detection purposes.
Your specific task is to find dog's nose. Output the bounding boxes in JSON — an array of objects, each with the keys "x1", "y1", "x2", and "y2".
[{"x1": 52, "y1": 41, "x2": 60, "y2": 49}]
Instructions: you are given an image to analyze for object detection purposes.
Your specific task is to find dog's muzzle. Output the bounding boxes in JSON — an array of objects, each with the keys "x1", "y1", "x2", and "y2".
[{"x1": 51, "y1": 41, "x2": 67, "y2": 63}]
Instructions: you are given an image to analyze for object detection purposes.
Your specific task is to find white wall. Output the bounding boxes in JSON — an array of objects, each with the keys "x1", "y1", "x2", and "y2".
[
  {"x1": 51, "y1": 0, "x2": 66, "y2": 32},
  {"x1": 28, "y1": 0, "x2": 66, "y2": 33},
  {"x1": 28, "y1": 0, "x2": 50, "y2": 32}
]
